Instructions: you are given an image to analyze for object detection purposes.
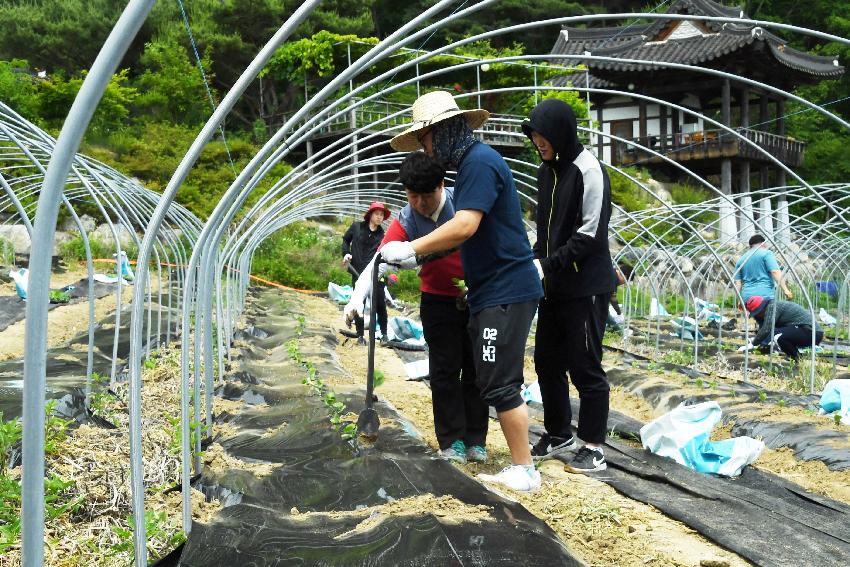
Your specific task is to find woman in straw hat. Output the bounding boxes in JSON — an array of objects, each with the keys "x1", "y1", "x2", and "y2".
[{"x1": 381, "y1": 90, "x2": 544, "y2": 492}]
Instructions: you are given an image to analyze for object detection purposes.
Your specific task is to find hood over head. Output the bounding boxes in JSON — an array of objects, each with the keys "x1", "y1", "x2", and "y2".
[{"x1": 522, "y1": 99, "x2": 583, "y2": 164}]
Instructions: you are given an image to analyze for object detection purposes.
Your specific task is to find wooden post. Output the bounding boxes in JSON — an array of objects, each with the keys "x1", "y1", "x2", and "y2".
[
  {"x1": 639, "y1": 100, "x2": 647, "y2": 139},
  {"x1": 672, "y1": 107, "x2": 679, "y2": 148},
  {"x1": 721, "y1": 79, "x2": 731, "y2": 128},
  {"x1": 719, "y1": 79, "x2": 735, "y2": 241},
  {"x1": 597, "y1": 106, "x2": 604, "y2": 158},
  {"x1": 659, "y1": 103, "x2": 667, "y2": 151},
  {"x1": 759, "y1": 94, "x2": 769, "y2": 132}
]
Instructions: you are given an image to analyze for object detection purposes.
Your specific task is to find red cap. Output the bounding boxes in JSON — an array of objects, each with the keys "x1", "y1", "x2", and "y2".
[
  {"x1": 745, "y1": 295, "x2": 768, "y2": 317},
  {"x1": 364, "y1": 202, "x2": 390, "y2": 221}
]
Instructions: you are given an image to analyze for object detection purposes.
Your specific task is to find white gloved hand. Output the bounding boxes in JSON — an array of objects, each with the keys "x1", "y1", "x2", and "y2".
[
  {"x1": 380, "y1": 241, "x2": 417, "y2": 269},
  {"x1": 533, "y1": 258, "x2": 544, "y2": 280},
  {"x1": 343, "y1": 299, "x2": 363, "y2": 328},
  {"x1": 342, "y1": 253, "x2": 352, "y2": 266},
  {"x1": 737, "y1": 343, "x2": 754, "y2": 352},
  {"x1": 344, "y1": 259, "x2": 374, "y2": 327}
]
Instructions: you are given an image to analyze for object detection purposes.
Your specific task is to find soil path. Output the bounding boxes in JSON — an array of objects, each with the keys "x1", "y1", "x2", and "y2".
[{"x1": 295, "y1": 291, "x2": 749, "y2": 567}]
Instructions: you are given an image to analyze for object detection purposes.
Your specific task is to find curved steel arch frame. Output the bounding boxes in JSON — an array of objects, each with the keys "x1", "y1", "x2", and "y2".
[{"x1": 17, "y1": 6, "x2": 850, "y2": 566}]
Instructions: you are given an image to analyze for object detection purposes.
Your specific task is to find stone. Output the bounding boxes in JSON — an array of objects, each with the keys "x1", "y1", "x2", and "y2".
[
  {"x1": 91, "y1": 223, "x2": 136, "y2": 248},
  {"x1": 0, "y1": 224, "x2": 31, "y2": 254}
]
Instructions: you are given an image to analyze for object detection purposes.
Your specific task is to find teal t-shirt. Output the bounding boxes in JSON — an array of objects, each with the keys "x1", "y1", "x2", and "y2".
[{"x1": 734, "y1": 247, "x2": 780, "y2": 301}]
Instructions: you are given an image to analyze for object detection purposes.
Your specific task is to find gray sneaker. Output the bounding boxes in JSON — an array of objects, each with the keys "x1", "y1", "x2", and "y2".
[
  {"x1": 439, "y1": 440, "x2": 466, "y2": 464},
  {"x1": 465, "y1": 444, "x2": 487, "y2": 463}
]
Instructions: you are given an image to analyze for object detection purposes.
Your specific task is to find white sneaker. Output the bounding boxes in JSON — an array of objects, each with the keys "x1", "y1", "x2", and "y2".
[{"x1": 477, "y1": 465, "x2": 541, "y2": 491}]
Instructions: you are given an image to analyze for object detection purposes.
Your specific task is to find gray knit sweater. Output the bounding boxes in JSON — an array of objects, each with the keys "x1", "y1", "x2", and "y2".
[{"x1": 752, "y1": 300, "x2": 821, "y2": 345}]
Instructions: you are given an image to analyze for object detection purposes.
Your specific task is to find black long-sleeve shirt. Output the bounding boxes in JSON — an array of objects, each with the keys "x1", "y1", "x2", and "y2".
[{"x1": 341, "y1": 220, "x2": 384, "y2": 276}]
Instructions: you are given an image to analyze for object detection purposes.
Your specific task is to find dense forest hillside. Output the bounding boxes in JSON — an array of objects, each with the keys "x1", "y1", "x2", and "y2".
[{"x1": 0, "y1": 0, "x2": 845, "y2": 220}]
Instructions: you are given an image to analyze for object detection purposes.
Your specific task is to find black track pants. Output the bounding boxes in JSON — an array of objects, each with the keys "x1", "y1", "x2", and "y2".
[
  {"x1": 420, "y1": 293, "x2": 488, "y2": 450},
  {"x1": 534, "y1": 294, "x2": 610, "y2": 444}
]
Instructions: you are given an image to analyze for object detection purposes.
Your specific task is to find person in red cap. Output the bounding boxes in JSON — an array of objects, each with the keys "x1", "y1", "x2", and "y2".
[
  {"x1": 342, "y1": 202, "x2": 390, "y2": 342},
  {"x1": 739, "y1": 295, "x2": 822, "y2": 359}
]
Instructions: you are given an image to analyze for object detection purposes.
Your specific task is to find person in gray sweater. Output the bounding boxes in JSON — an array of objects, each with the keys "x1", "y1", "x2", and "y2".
[{"x1": 743, "y1": 295, "x2": 823, "y2": 359}]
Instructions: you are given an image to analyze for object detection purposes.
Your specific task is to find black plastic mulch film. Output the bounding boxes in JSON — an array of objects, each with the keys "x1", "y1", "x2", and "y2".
[
  {"x1": 176, "y1": 289, "x2": 584, "y2": 566},
  {"x1": 0, "y1": 277, "x2": 117, "y2": 333}
]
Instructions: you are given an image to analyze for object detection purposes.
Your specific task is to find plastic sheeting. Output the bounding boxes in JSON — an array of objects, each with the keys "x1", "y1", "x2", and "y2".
[
  {"x1": 605, "y1": 364, "x2": 850, "y2": 471},
  {"x1": 819, "y1": 379, "x2": 850, "y2": 425},
  {"x1": 640, "y1": 401, "x2": 764, "y2": 476},
  {"x1": 178, "y1": 288, "x2": 585, "y2": 566},
  {"x1": 527, "y1": 401, "x2": 850, "y2": 566}
]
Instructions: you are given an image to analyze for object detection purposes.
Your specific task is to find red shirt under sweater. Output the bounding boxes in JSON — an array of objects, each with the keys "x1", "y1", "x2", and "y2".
[{"x1": 380, "y1": 219, "x2": 464, "y2": 297}]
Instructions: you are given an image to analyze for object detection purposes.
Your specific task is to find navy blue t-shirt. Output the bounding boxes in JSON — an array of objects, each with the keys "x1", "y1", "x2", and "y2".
[{"x1": 453, "y1": 142, "x2": 543, "y2": 312}]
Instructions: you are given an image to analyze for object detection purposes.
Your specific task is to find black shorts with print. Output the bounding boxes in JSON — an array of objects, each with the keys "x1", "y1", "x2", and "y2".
[{"x1": 468, "y1": 299, "x2": 538, "y2": 412}]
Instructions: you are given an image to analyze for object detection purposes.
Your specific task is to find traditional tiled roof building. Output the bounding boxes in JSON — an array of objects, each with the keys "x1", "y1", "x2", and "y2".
[{"x1": 551, "y1": 0, "x2": 843, "y2": 241}]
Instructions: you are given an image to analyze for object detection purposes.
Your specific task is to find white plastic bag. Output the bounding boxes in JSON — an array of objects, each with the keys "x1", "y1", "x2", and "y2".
[
  {"x1": 640, "y1": 401, "x2": 764, "y2": 477},
  {"x1": 9, "y1": 268, "x2": 27, "y2": 300},
  {"x1": 649, "y1": 298, "x2": 669, "y2": 318},
  {"x1": 819, "y1": 308, "x2": 837, "y2": 326}
]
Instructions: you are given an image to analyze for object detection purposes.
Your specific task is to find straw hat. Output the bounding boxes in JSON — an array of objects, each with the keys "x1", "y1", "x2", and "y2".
[{"x1": 390, "y1": 91, "x2": 490, "y2": 152}]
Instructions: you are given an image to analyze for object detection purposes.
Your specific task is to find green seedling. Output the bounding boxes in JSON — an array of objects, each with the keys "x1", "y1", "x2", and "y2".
[
  {"x1": 48, "y1": 289, "x2": 71, "y2": 303},
  {"x1": 835, "y1": 413, "x2": 843, "y2": 426},
  {"x1": 341, "y1": 422, "x2": 358, "y2": 441},
  {"x1": 694, "y1": 378, "x2": 704, "y2": 388},
  {"x1": 758, "y1": 390, "x2": 767, "y2": 402},
  {"x1": 777, "y1": 399, "x2": 786, "y2": 408},
  {"x1": 373, "y1": 370, "x2": 385, "y2": 389},
  {"x1": 166, "y1": 416, "x2": 208, "y2": 458},
  {"x1": 710, "y1": 380, "x2": 718, "y2": 390},
  {"x1": 110, "y1": 510, "x2": 185, "y2": 559},
  {"x1": 143, "y1": 357, "x2": 157, "y2": 370},
  {"x1": 0, "y1": 412, "x2": 22, "y2": 476},
  {"x1": 730, "y1": 388, "x2": 738, "y2": 398}
]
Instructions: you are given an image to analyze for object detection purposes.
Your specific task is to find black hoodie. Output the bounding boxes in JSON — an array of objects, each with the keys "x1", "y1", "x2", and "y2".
[{"x1": 523, "y1": 99, "x2": 616, "y2": 299}]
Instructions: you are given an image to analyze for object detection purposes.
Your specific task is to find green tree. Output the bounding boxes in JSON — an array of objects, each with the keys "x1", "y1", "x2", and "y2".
[
  {"x1": 134, "y1": 40, "x2": 215, "y2": 125},
  {"x1": 0, "y1": 59, "x2": 41, "y2": 121},
  {"x1": 37, "y1": 68, "x2": 137, "y2": 139},
  {"x1": 0, "y1": 1, "x2": 136, "y2": 75}
]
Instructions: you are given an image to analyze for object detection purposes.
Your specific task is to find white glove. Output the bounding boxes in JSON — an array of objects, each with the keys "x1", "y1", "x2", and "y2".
[
  {"x1": 380, "y1": 241, "x2": 417, "y2": 269},
  {"x1": 737, "y1": 343, "x2": 754, "y2": 353},
  {"x1": 342, "y1": 253, "x2": 352, "y2": 266},
  {"x1": 344, "y1": 260, "x2": 374, "y2": 327},
  {"x1": 533, "y1": 258, "x2": 544, "y2": 280},
  {"x1": 343, "y1": 299, "x2": 363, "y2": 328}
]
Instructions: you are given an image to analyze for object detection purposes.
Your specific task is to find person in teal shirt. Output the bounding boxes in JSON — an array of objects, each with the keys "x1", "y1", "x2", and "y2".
[{"x1": 734, "y1": 234, "x2": 792, "y2": 305}]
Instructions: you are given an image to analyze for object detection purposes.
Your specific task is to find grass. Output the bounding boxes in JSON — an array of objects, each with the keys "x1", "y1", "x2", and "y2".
[
  {"x1": 251, "y1": 221, "x2": 422, "y2": 304},
  {"x1": 58, "y1": 235, "x2": 138, "y2": 263}
]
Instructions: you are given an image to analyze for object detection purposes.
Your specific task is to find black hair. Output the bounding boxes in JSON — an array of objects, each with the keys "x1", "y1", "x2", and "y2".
[
  {"x1": 398, "y1": 151, "x2": 445, "y2": 194},
  {"x1": 749, "y1": 234, "x2": 765, "y2": 246}
]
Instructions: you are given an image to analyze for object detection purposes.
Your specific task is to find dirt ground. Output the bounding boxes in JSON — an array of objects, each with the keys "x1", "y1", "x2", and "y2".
[
  {"x1": 0, "y1": 267, "x2": 163, "y2": 360},
  {"x1": 4, "y1": 281, "x2": 847, "y2": 566},
  {"x1": 300, "y1": 291, "x2": 749, "y2": 567}
]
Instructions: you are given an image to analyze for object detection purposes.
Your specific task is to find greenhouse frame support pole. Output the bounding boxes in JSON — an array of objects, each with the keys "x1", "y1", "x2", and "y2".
[{"x1": 21, "y1": 3, "x2": 155, "y2": 566}]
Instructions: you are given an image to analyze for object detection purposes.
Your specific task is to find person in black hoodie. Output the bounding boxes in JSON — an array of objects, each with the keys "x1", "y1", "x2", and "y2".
[{"x1": 522, "y1": 99, "x2": 616, "y2": 473}]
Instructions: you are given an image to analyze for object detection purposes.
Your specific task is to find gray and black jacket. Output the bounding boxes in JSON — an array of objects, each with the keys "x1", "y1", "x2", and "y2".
[
  {"x1": 752, "y1": 300, "x2": 821, "y2": 346},
  {"x1": 523, "y1": 99, "x2": 616, "y2": 300}
]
